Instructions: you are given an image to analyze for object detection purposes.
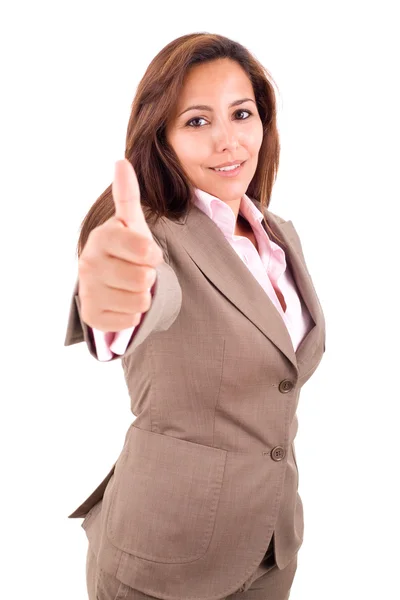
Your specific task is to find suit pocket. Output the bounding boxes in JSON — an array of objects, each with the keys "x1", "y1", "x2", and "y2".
[{"x1": 106, "y1": 425, "x2": 227, "y2": 563}]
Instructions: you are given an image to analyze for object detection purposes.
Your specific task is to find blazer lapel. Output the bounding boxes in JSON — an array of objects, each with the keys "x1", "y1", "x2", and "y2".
[
  {"x1": 262, "y1": 210, "x2": 326, "y2": 371},
  {"x1": 169, "y1": 201, "x2": 325, "y2": 376}
]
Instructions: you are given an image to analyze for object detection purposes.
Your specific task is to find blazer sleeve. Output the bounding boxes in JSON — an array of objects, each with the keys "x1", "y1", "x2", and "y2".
[{"x1": 63, "y1": 225, "x2": 182, "y2": 362}]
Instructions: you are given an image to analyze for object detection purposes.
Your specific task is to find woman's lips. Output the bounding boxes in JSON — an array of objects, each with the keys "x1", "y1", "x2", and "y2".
[{"x1": 209, "y1": 161, "x2": 246, "y2": 177}]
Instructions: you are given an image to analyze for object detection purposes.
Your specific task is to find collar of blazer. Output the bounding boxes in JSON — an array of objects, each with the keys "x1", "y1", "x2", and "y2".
[{"x1": 162, "y1": 197, "x2": 326, "y2": 376}]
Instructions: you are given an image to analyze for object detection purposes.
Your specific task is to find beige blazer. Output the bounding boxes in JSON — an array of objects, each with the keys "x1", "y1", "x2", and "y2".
[{"x1": 64, "y1": 199, "x2": 326, "y2": 600}]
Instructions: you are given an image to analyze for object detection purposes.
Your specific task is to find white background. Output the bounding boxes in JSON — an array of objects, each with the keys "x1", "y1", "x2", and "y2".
[{"x1": 1, "y1": 1, "x2": 399, "y2": 598}]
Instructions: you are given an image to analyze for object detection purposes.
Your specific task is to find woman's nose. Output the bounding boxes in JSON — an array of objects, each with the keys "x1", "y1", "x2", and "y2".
[{"x1": 212, "y1": 123, "x2": 240, "y2": 153}]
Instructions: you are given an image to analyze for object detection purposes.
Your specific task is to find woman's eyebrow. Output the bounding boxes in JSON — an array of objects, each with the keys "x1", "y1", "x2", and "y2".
[{"x1": 177, "y1": 97, "x2": 256, "y2": 118}]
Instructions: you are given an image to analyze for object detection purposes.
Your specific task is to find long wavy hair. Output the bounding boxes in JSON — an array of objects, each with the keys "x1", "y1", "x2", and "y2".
[{"x1": 76, "y1": 32, "x2": 285, "y2": 257}]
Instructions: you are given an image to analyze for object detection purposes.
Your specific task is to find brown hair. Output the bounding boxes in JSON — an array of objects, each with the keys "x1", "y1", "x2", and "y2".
[{"x1": 76, "y1": 32, "x2": 285, "y2": 257}]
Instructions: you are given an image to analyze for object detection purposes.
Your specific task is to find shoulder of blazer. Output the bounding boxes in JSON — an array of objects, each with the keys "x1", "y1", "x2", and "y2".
[
  {"x1": 267, "y1": 210, "x2": 287, "y2": 225},
  {"x1": 251, "y1": 198, "x2": 288, "y2": 226},
  {"x1": 146, "y1": 216, "x2": 175, "y2": 266}
]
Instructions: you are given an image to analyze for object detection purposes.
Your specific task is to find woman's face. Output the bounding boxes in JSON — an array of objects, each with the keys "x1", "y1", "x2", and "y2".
[{"x1": 165, "y1": 58, "x2": 264, "y2": 207}]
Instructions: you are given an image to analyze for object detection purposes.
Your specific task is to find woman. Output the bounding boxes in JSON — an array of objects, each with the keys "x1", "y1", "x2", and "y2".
[{"x1": 65, "y1": 32, "x2": 326, "y2": 600}]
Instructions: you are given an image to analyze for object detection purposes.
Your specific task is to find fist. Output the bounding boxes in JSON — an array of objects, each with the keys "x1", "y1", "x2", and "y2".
[{"x1": 78, "y1": 159, "x2": 164, "y2": 332}]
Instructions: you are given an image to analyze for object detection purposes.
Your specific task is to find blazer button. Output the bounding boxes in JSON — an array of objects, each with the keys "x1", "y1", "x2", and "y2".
[
  {"x1": 279, "y1": 379, "x2": 294, "y2": 393},
  {"x1": 271, "y1": 446, "x2": 286, "y2": 461}
]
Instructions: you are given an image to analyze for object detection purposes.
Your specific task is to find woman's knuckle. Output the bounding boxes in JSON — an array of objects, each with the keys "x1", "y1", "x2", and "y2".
[
  {"x1": 88, "y1": 226, "x2": 102, "y2": 247},
  {"x1": 146, "y1": 267, "x2": 156, "y2": 287},
  {"x1": 133, "y1": 237, "x2": 152, "y2": 261},
  {"x1": 140, "y1": 267, "x2": 153, "y2": 288},
  {"x1": 139, "y1": 290, "x2": 152, "y2": 312},
  {"x1": 78, "y1": 255, "x2": 92, "y2": 275},
  {"x1": 81, "y1": 305, "x2": 95, "y2": 327}
]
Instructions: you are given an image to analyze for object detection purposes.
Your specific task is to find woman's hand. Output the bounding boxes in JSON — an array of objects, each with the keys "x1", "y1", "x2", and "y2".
[{"x1": 77, "y1": 159, "x2": 164, "y2": 332}]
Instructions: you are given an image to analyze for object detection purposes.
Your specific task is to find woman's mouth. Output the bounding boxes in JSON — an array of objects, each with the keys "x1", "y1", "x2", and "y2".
[{"x1": 209, "y1": 161, "x2": 246, "y2": 177}]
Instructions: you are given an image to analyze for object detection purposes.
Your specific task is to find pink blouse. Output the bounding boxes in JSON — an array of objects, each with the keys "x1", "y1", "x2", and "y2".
[{"x1": 91, "y1": 188, "x2": 314, "y2": 361}]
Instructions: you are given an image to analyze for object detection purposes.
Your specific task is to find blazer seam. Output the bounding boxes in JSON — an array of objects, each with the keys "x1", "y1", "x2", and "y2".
[
  {"x1": 212, "y1": 338, "x2": 226, "y2": 447},
  {"x1": 148, "y1": 334, "x2": 158, "y2": 434}
]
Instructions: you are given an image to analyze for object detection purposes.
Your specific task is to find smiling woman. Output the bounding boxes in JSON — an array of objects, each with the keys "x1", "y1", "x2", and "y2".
[
  {"x1": 165, "y1": 65, "x2": 263, "y2": 221},
  {"x1": 65, "y1": 31, "x2": 323, "y2": 600},
  {"x1": 75, "y1": 33, "x2": 285, "y2": 257}
]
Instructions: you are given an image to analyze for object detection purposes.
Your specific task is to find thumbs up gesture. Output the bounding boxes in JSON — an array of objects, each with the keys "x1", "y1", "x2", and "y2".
[{"x1": 78, "y1": 159, "x2": 164, "y2": 332}]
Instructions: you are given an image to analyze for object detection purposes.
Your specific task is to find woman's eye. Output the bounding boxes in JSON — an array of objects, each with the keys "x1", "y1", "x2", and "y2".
[
  {"x1": 186, "y1": 109, "x2": 252, "y2": 128},
  {"x1": 235, "y1": 109, "x2": 252, "y2": 120},
  {"x1": 186, "y1": 116, "x2": 207, "y2": 128}
]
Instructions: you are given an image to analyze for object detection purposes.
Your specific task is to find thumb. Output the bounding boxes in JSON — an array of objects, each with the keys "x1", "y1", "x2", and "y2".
[{"x1": 112, "y1": 158, "x2": 152, "y2": 240}]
